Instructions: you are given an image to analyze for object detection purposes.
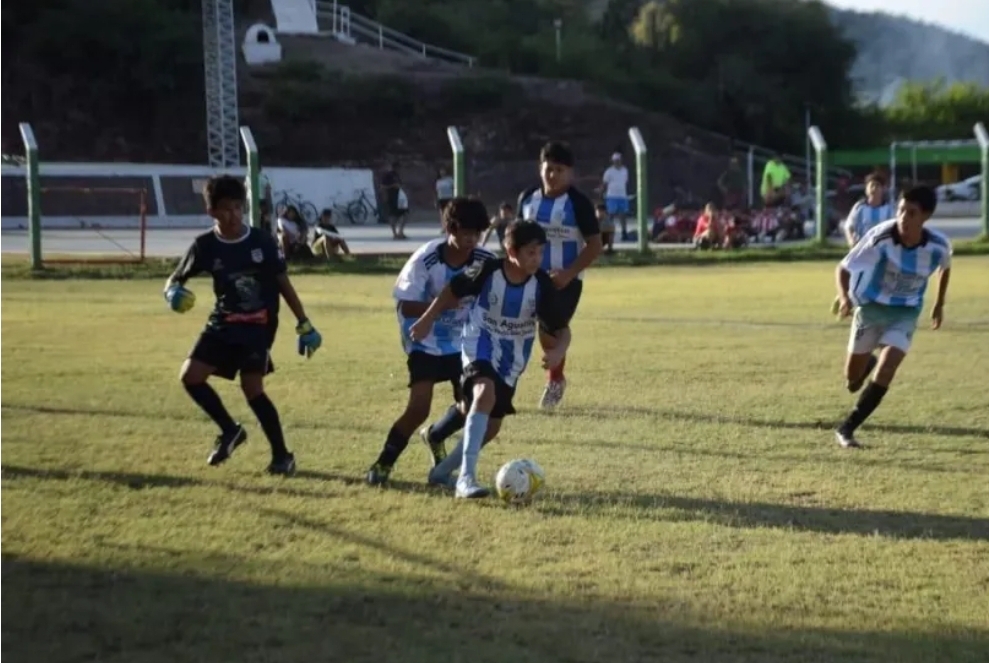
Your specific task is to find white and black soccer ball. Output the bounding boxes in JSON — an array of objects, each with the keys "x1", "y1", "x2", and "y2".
[{"x1": 494, "y1": 458, "x2": 546, "y2": 505}]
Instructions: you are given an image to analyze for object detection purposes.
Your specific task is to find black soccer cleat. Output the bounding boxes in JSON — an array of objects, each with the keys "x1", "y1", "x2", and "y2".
[
  {"x1": 366, "y1": 462, "x2": 392, "y2": 486},
  {"x1": 207, "y1": 425, "x2": 247, "y2": 466},
  {"x1": 267, "y1": 453, "x2": 296, "y2": 476}
]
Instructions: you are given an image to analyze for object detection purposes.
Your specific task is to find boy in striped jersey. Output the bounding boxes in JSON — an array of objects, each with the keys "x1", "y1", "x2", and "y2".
[
  {"x1": 517, "y1": 142, "x2": 602, "y2": 409},
  {"x1": 844, "y1": 172, "x2": 893, "y2": 247},
  {"x1": 833, "y1": 186, "x2": 951, "y2": 449},
  {"x1": 366, "y1": 198, "x2": 495, "y2": 485},
  {"x1": 409, "y1": 220, "x2": 571, "y2": 498}
]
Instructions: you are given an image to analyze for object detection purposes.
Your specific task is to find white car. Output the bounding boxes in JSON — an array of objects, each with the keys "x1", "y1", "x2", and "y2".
[{"x1": 936, "y1": 175, "x2": 981, "y2": 202}]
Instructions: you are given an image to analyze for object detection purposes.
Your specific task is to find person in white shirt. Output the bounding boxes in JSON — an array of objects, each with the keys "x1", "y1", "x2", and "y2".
[
  {"x1": 435, "y1": 167, "x2": 455, "y2": 231},
  {"x1": 832, "y1": 185, "x2": 951, "y2": 449},
  {"x1": 275, "y1": 205, "x2": 305, "y2": 258},
  {"x1": 602, "y1": 152, "x2": 630, "y2": 240}
]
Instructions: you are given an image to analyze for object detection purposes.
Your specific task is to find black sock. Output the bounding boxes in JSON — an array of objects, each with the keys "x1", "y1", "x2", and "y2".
[
  {"x1": 185, "y1": 382, "x2": 237, "y2": 434},
  {"x1": 247, "y1": 394, "x2": 289, "y2": 459},
  {"x1": 428, "y1": 405, "x2": 465, "y2": 445},
  {"x1": 376, "y1": 426, "x2": 410, "y2": 467},
  {"x1": 841, "y1": 381, "x2": 888, "y2": 433}
]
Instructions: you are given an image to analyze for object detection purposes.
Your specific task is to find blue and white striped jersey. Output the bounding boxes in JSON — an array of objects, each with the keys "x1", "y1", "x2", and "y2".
[
  {"x1": 449, "y1": 258, "x2": 568, "y2": 387},
  {"x1": 394, "y1": 239, "x2": 495, "y2": 356},
  {"x1": 841, "y1": 220, "x2": 952, "y2": 309},
  {"x1": 517, "y1": 186, "x2": 599, "y2": 276},
  {"x1": 844, "y1": 200, "x2": 894, "y2": 240}
]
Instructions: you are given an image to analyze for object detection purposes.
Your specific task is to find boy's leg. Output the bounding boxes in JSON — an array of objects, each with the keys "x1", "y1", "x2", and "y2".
[
  {"x1": 539, "y1": 281, "x2": 580, "y2": 409},
  {"x1": 183, "y1": 335, "x2": 247, "y2": 466},
  {"x1": 420, "y1": 377, "x2": 466, "y2": 465},
  {"x1": 367, "y1": 379, "x2": 434, "y2": 485},
  {"x1": 428, "y1": 418, "x2": 501, "y2": 487},
  {"x1": 240, "y1": 367, "x2": 295, "y2": 475},
  {"x1": 456, "y1": 379, "x2": 496, "y2": 499}
]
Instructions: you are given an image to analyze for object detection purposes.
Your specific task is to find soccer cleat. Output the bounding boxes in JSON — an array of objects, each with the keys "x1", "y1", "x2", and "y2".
[
  {"x1": 207, "y1": 424, "x2": 247, "y2": 466},
  {"x1": 455, "y1": 475, "x2": 490, "y2": 499},
  {"x1": 847, "y1": 355, "x2": 878, "y2": 393},
  {"x1": 419, "y1": 426, "x2": 448, "y2": 468},
  {"x1": 834, "y1": 428, "x2": 862, "y2": 449},
  {"x1": 267, "y1": 453, "x2": 297, "y2": 476},
  {"x1": 365, "y1": 462, "x2": 392, "y2": 486},
  {"x1": 538, "y1": 379, "x2": 567, "y2": 410}
]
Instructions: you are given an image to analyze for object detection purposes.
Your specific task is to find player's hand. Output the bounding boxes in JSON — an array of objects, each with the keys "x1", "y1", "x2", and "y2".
[
  {"x1": 549, "y1": 270, "x2": 573, "y2": 290},
  {"x1": 164, "y1": 284, "x2": 196, "y2": 313},
  {"x1": 541, "y1": 348, "x2": 565, "y2": 370},
  {"x1": 836, "y1": 295, "x2": 853, "y2": 320},
  {"x1": 296, "y1": 319, "x2": 322, "y2": 358},
  {"x1": 931, "y1": 304, "x2": 944, "y2": 330},
  {"x1": 409, "y1": 316, "x2": 434, "y2": 342}
]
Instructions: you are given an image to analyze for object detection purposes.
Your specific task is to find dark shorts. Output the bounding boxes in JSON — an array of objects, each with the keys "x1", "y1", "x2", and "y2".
[
  {"x1": 407, "y1": 351, "x2": 463, "y2": 399},
  {"x1": 462, "y1": 360, "x2": 517, "y2": 420},
  {"x1": 190, "y1": 327, "x2": 276, "y2": 381},
  {"x1": 539, "y1": 279, "x2": 582, "y2": 335}
]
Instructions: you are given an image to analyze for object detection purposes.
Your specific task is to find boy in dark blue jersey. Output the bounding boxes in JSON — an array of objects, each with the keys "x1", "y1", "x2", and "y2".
[{"x1": 164, "y1": 175, "x2": 323, "y2": 475}]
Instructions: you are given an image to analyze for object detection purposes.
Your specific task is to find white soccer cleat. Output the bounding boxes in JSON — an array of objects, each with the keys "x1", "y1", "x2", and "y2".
[
  {"x1": 455, "y1": 474, "x2": 489, "y2": 499},
  {"x1": 834, "y1": 429, "x2": 862, "y2": 449},
  {"x1": 538, "y1": 379, "x2": 567, "y2": 409}
]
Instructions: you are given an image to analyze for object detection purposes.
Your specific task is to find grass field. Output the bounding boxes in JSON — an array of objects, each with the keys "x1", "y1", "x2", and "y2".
[{"x1": 3, "y1": 259, "x2": 988, "y2": 663}]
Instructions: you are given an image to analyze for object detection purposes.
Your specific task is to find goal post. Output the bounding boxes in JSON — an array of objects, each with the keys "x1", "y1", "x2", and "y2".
[
  {"x1": 241, "y1": 126, "x2": 261, "y2": 229},
  {"x1": 447, "y1": 126, "x2": 465, "y2": 197},
  {"x1": 975, "y1": 122, "x2": 989, "y2": 238},
  {"x1": 19, "y1": 122, "x2": 42, "y2": 270},
  {"x1": 808, "y1": 126, "x2": 828, "y2": 244},
  {"x1": 628, "y1": 127, "x2": 649, "y2": 253}
]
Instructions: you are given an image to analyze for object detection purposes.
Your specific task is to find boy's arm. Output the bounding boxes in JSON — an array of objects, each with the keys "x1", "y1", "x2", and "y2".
[
  {"x1": 557, "y1": 192, "x2": 602, "y2": 285},
  {"x1": 165, "y1": 241, "x2": 202, "y2": 291},
  {"x1": 931, "y1": 247, "x2": 952, "y2": 329},
  {"x1": 276, "y1": 274, "x2": 309, "y2": 323}
]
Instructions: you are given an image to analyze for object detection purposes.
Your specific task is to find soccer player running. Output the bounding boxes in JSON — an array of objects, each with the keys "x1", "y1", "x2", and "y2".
[
  {"x1": 409, "y1": 220, "x2": 571, "y2": 498},
  {"x1": 833, "y1": 185, "x2": 951, "y2": 449},
  {"x1": 517, "y1": 141, "x2": 602, "y2": 409},
  {"x1": 832, "y1": 173, "x2": 895, "y2": 315},
  {"x1": 366, "y1": 198, "x2": 495, "y2": 486},
  {"x1": 164, "y1": 175, "x2": 323, "y2": 475}
]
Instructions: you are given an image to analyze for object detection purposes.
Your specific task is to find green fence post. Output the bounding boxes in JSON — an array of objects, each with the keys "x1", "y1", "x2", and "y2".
[
  {"x1": 19, "y1": 123, "x2": 42, "y2": 269},
  {"x1": 808, "y1": 126, "x2": 828, "y2": 244},
  {"x1": 447, "y1": 127, "x2": 465, "y2": 197},
  {"x1": 628, "y1": 127, "x2": 649, "y2": 254},
  {"x1": 240, "y1": 127, "x2": 260, "y2": 229},
  {"x1": 975, "y1": 122, "x2": 989, "y2": 240}
]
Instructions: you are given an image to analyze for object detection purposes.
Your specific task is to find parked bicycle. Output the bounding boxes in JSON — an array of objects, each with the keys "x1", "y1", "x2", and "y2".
[
  {"x1": 274, "y1": 190, "x2": 319, "y2": 225},
  {"x1": 334, "y1": 189, "x2": 381, "y2": 225}
]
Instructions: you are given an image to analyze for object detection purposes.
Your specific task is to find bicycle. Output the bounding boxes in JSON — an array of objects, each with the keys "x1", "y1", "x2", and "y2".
[
  {"x1": 274, "y1": 190, "x2": 319, "y2": 225},
  {"x1": 334, "y1": 189, "x2": 381, "y2": 225}
]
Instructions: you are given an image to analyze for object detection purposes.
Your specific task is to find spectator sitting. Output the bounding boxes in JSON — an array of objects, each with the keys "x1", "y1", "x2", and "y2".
[
  {"x1": 311, "y1": 208, "x2": 350, "y2": 260},
  {"x1": 693, "y1": 203, "x2": 724, "y2": 250},
  {"x1": 761, "y1": 153, "x2": 792, "y2": 208},
  {"x1": 277, "y1": 205, "x2": 310, "y2": 260}
]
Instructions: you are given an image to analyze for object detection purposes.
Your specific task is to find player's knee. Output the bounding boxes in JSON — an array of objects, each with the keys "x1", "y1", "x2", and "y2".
[
  {"x1": 471, "y1": 381, "x2": 497, "y2": 412},
  {"x1": 179, "y1": 359, "x2": 208, "y2": 387},
  {"x1": 239, "y1": 374, "x2": 265, "y2": 399}
]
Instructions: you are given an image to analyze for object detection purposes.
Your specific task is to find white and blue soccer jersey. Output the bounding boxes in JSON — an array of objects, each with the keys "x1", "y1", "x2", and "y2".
[
  {"x1": 844, "y1": 200, "x2": 894, "y2": 240},
  {"x1": 841, "y1": 220, "x2": 952, "y2": 309},
  {"x1": 393, "y1": 239, "x2": 495, "y2": 356},
  {"x1": 449, "y1": 259, "x2": 568, "y2": 387},
  {"x1": 517, "y1": 186, "x2": 599, "y2": 276}
]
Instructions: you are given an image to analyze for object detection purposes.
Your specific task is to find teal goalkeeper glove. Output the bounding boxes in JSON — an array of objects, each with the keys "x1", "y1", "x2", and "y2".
[
  {"x1": 164, "y1": 284, "x2": 196, "y2": 313},
  {"x1": 296, "y1": 319, "x2": 322, "y2": 358}
]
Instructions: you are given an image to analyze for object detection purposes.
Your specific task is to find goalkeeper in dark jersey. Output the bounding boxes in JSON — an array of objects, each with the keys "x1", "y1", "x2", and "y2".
[{"x1": 163, "y1": 175, "x2": 322, "y2": 475}]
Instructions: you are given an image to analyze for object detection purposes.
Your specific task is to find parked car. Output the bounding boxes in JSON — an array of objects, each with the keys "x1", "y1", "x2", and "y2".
[{"x1": 936, "y1": 175, "x2": 982, "y2": 202}]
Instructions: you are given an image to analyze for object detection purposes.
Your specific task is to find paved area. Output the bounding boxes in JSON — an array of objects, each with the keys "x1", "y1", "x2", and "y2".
[{"x1": 0, "y1": 217, "x2": 983, "y2": 259}]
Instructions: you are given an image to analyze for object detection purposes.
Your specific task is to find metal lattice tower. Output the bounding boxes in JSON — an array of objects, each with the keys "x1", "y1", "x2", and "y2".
[{"x1": 202, "y1": 0, "x2": 241, "y2": 167}]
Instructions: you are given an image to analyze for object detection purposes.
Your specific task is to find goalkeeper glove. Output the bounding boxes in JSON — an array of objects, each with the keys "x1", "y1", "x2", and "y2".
[
  {"x1": 296, "y1": 318, "x2": 322, "y2": 358},
  {"x1": 164, "y1": 284, "x2": 196, "y2": 313}
]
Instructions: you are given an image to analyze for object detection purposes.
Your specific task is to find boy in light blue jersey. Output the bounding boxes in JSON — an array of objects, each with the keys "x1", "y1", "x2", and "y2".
[
  {"x1": 843, "y1": 172, "x2": 894, "y2": 247},
  {"x1": 409, "y1": 221, "x2": 571, "y2": 498},
  {"x1": 833, "y1": 185, "x2": 951, "y2": 449},
  {"x1": 366, "y1": 198, "x2": 495, "y2": 485}
]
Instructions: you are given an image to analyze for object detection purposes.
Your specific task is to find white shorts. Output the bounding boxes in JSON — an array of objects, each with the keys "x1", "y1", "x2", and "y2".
[{"x1": 847, "y1": 304, "x2": 920, "y2": 355}]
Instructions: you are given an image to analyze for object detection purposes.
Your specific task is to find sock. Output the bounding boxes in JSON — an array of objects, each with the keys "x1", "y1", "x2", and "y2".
[
  {"x1": 428, "y1": 405, "x2": 465, "y2": 445},
  {"x1": 549, "y1": 356, "x2": 567, "y2": 382},
  {"x1": 841, "y1": 381, "x2": 888, "y2": 433},
  {"x1": 376, "y1": 426, "x2": 410, "y2": 467},
  {"x1": 459, "y1": 410, "x2": 489, "y2": 481},
  {"x1": 247, "y1": 393, "x2": 289, "y2": 459},
  {"x1": 185, "y1": 382, "x2": 237, "y2": 434}
]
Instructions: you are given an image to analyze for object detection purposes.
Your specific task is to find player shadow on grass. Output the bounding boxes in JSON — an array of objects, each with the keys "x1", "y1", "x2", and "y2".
[
  {"x1": 4, "y1": 555, "x2": 987, "y2": 663},
  {"x1": 563, "y1": 405, "x2": 989, "y2": 440},
  {"x1": 536, "y1": 489, "x2": 989, "y2": 542}
]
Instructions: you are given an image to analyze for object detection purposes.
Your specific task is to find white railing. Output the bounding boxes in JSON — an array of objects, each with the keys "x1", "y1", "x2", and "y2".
[{"x1": 314, "y1": 1, "x2": 475, "y2": 67}]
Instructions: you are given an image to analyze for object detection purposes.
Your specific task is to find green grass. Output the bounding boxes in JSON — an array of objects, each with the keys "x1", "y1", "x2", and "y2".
[{"x1": 3, "y1": 260, "x2": 989, "y2": 662}]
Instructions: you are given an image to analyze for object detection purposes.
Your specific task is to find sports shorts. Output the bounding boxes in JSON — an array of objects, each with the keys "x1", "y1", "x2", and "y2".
[
  {"x1": 847, "y1": 303, "x2": 920, "y2": 355},
  {"x1": 539, "y1": 279, "x2": 582, "y2": 335},
  {"x1": 190, "y1": 326, "x2": 277, "y2": 380},
  {"x1": 462, "y1": 360, "x2": 517, "y2": 420},
  {"x1": 407, "y1": 351, "x2": 463, "y2": 400}
]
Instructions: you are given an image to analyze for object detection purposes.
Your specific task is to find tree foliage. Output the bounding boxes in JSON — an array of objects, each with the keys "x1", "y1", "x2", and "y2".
[{"x1": 883, "y1": 80, "x2": 989, "y2": 141}]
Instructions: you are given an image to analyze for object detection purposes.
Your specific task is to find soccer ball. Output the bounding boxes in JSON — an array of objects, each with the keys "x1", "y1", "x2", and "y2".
[{"x1": 494, "y1": 458, "x2": 546, "y2": 505}]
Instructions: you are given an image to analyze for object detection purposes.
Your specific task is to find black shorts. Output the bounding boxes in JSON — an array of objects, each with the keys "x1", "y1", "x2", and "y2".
[
  {"x1": 462, "y1": 361, "x2": 517, "y2": 420},
  {"x1": 407, "y1": 351, "x2": 463, "y2": 399},
  {"x1": 190, "y1": 328, "x2": 276, "y2": 381},
  {"x1": 539, "y1": 279, "x2": 582, "y2": 334}
]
